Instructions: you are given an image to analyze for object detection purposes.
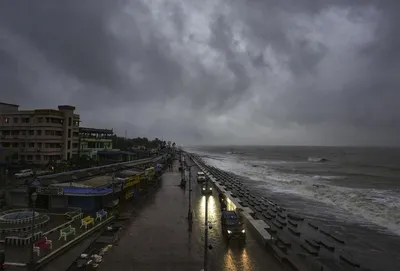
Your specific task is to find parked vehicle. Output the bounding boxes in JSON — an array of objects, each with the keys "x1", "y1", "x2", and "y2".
[
  {"x1": 197, "y1": 172, "x2": 206, "y2": 183},
  {"x1": 14, "y1": 169, "x2": 34, "y2": 178},
  {"x1": 221, "y1": 210, "x2": 246, "y2": 243}
]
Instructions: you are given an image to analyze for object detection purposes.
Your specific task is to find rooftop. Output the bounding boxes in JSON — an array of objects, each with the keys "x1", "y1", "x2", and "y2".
[
  {"x1": 0, "y1": 102, "x2": 19, "y2": 107},
  {"x1": 80, "y1": 127, "x2": 114, "y2": 135},
  {"x1": 51, "y1": 175, "x2": 114, "y2": 188},
  {"x1": 81, "y1": 175, "x2": 114, "y2": 187},
  {"x1": 58, "y1": 105, "x2": 76, "y2": 111},
  {"x1": 97, "y1": 151, "x2": 136, "y2": 156},
  {"x1": 117, "y1": 169, "x2": 142, "y2": 177},
  {"x1": 0, "y1": 102, "x2": 78, "y2": 115}
]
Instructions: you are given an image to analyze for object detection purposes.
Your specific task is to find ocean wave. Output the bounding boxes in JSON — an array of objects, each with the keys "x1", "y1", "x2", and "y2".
[
  {"x1": 308, "y1": 157, "x2": 329, "y2": 163},
  {"x1": 311, "y1": 175, "x2": 346, "y2": 180},
  {"x1": 200, "y1": 152, "x2": 400, "y2": 236}
]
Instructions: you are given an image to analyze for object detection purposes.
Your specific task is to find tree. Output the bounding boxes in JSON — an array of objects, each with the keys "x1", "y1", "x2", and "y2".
[
  {"x1": 68, "y1": 155, "x2": 97, "y2": 169},
  {"x1": 111, "y1": 135, "x2": 172, "y2": 150}
]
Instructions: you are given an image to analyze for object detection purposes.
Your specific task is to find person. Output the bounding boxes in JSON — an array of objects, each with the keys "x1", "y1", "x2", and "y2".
[
  {"x1": 220, "y1": 198, "x2": 227, "y2": 211},
  {"x1": 219, "y1": 193, "x2": 227, "y2": 210},
  {"x1": 180, "y1": 178, "x2": 186, "y2": 189}
]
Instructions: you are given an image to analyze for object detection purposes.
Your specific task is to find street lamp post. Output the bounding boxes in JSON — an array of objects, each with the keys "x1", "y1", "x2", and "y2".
[
  {"x1": 187, "y1": 165, "x2": 193, "y2": 223},
  {"x1": 203, "y1": 178, "x2": 209, "y2": 271},
  {"x1": 30, "y1": 192, "x2": 38, "y2": 267}
]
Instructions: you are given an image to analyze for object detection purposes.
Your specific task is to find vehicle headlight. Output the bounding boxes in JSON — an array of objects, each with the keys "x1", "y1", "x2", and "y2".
[
  {"x1": 227, "y1": 230, "x2": 232, "y2": 234},
  {"x1": 209, "y1": 187, "x2": 212, "y2": 190},
  {"x1": 242, "y1": 229, "x2": 245, "y2": 233},
  {"x1": 202, "y1": 188, "x2": 205, "y2": 190}
]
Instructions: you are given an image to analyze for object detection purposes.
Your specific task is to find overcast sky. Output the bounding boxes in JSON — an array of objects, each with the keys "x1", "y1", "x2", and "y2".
[{"x1": 1, "y1": 0, "x2": 399, "y2": 146}]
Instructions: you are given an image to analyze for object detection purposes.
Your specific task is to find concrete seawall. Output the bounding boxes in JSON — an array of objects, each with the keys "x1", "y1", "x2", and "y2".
[{"x1": 188, "y1": 151, "x2": 397, "y2": 271}]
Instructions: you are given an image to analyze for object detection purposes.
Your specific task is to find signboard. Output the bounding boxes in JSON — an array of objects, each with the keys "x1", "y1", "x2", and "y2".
[
  {"x1": 124, "y1": 190, "x2": 134, "y2": 200},
  {"x1": 37, "y1": 187, "x2": 64, "y2": 196},
  {"x1": 124, "y1": 175, "x2": 141, "y2": 189}
]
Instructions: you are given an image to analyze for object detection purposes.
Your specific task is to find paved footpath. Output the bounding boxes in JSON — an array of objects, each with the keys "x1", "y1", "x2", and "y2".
[{"x1": 99, "y1": 160, "x2": 284, "y2": 271}]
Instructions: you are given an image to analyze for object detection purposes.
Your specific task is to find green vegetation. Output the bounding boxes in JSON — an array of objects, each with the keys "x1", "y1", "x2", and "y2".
[{"x1": 111, "y1": 136, "x2": 171, "y2": 150}]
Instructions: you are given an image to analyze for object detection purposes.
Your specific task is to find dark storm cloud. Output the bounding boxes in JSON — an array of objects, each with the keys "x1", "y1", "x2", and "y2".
[
  {"x1": 0, "y1": 0, "x2": 187, "y2": 106},
  {"x1": 0, "y1": 0, "x2": 399, "y2": 145},
  {"x1": 211, "y1": 15, "x2": 251, "y2": 103},
  {"x1": 0, "y1": 0, "x2": 126, "y2": 90},
  {"x1": 237, "y1": 0, "x2": 400, "y2": 142},
  {"x1": 0, "y1": 49, "x2": 25, "y2": 101}
]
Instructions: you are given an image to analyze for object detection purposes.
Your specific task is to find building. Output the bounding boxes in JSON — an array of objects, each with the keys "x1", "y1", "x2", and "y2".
[
  {"x1": 96, "y1": 151, "x2": 137, "y2": 164},
  {"x1": 116, "y1": 169, "x2": 145, "y2": 202},
  {"x1": 50, "y1": 175, "x2": 121, "y2": 212},
  {"x1": 79, "y1": 127, "x2": 115, "y2": 158},
  {"x1": 4, "y1": 155, "x2": 167, "y2": 209},
  {"x1": 0, "y1": 102, "x2": 80, "y2": 165}
]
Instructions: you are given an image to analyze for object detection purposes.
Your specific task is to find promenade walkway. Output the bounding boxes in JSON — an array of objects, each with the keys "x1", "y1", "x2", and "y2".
[{"x1": 99, "y1": 160, "x2": 284, "y2": 271}]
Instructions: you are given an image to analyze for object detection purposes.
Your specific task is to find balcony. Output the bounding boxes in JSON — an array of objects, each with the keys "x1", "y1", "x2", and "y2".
[
  {"x1": 0, "y1": 122, "x2": 63, "y2": 128},
  {"x1": 40, "y1": 135, "x2": 64, "y2": 141},
  {"x1": 81, "y1": 138, "x2": 113, "y2": 143},
  {"x1": 35, "y1": 122, "x2": 64, "y2": 128},
  {"x1": 1, "y1": 134, "x2": 35, "y2": 140},
  {"x1": 19, "y1": 147, "x2": 63, "y2": 154},
  {"x1": 1, "y1": 135, "x2": 64, "y2": 142}
]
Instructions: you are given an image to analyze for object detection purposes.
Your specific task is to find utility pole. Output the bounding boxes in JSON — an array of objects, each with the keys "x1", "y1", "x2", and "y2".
[
  {"x1": 112, "y1": 172, "x2": 116, "y2": 213},
  {"x1": 29, "y1": 191, "x2": 38, "y2": 270},
  {"x1": 112, "y1": 172, "x2": 116, "y2": 196}
]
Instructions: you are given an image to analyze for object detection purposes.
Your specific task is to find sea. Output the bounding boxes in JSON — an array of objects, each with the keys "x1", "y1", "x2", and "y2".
[{"x1": 186, "y1": 145, "x2": 400, "y2": 269}]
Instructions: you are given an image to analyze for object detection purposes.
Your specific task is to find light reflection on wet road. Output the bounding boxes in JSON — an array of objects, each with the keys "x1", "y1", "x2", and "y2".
[{"x1": 98, "y1": 161, "x2": 283, "y2": 271}]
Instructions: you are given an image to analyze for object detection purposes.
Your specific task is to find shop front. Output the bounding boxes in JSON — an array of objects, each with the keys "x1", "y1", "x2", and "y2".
[{"x1": 121, "y1": 175, "x2": 140, "y2": 202}]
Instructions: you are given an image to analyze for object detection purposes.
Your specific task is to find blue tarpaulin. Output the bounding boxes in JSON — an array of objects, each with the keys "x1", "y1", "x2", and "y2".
[
  {"x1": 156, "y1": 164, "x2": 163, "y2": 172},
  {"x1": 63, "y1": 187, "x2": 113, "y2": 195}
]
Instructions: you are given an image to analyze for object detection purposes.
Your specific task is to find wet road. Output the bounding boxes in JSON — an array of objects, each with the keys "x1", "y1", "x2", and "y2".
[{"x1": 98, "y1": 161, "x2": 284, "y2": 271}]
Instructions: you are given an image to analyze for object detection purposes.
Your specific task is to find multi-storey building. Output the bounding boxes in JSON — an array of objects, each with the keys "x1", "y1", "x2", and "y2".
[
  {"x1": 79, "y1": 127, "x2": 114, "y2": 158},
  {"x1": 0, "y1": 102, "x2": 80, "y2": 165}
]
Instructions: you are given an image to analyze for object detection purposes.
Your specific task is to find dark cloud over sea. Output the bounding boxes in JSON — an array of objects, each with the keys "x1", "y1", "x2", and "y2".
[{"x1": 1, "y1": 0, "x2": 399, "y2": 145}]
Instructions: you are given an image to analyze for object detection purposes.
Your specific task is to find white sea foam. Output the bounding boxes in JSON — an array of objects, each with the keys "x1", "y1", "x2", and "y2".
[
  {"x1": 311, "y1": 175, "x2": 346, "y2": 180},
  {"x1": 199, "y1": 151, "x2": 400, "y2": 236}
]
